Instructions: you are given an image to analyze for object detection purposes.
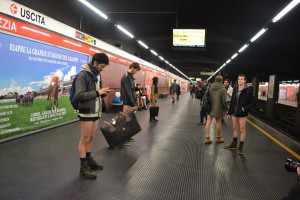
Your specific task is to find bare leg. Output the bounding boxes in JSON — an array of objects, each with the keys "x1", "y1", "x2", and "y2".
[
  {"x1": 215, "y1": 116, "x2": 224, "y2": 143},
  {"x1": 78, "y1": 121, "x2": 94, "y2": 158},
  {"x1": 238, "y1": 117, "x2": 247, "y2": 142},
  {"x1": 86, "y1": 121, "x2": 98, "y2": 153},
  {"x1": 204, "y1": 115, "x2": 212, "y2": 144},
  {"x1": 231, "y1": 116, "x2": 239, "y2": 138}
]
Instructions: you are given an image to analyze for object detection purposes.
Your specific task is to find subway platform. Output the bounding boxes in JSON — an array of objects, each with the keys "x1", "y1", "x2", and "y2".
[{"x1": 0, "y1": 95, "x2": 298, "y2": 200}]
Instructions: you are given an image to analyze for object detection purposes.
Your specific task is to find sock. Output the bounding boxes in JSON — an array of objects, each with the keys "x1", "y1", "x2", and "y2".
[
  {"x1": 86, "y1": 152, "x2": 91, "y2": 158},
  {"x1": 233, "y1": 137, "x2": 238, "y2": 144}
]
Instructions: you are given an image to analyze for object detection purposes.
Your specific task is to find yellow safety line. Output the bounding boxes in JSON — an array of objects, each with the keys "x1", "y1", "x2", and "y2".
[{"x1": 247, "y1": 119, "x2": 300, "y2": 160}]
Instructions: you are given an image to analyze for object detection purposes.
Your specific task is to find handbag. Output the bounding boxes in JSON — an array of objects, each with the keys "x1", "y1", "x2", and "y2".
[
  {"x1": 201, "y1": 90, "x2": 211, "y2": 114},
  {"x1": 100, "y1": 112, "x2": 141, "y2": 147},
  {"x1": 150, "y1": 106, "x2": 159, "y2": 117}
]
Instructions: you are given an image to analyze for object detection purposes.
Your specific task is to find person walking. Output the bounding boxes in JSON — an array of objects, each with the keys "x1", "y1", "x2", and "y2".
[{"x1": 170, "y1": 80, "x2": 178, "y2": 103}]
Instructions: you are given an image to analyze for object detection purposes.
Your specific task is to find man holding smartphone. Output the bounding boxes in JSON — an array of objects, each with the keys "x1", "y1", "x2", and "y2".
[{"x1": 74, "y1": 53, "x2": 112, "y2": 180}]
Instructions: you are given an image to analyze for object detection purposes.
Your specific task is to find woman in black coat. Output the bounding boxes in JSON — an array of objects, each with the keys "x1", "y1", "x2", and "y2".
[{"x1": 224, "y1": 74, "x2": 254, "y2": 155}]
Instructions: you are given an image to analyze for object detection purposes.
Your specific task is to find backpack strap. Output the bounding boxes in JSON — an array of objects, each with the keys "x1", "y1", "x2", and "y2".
[{"x1": 80, "y1": 71, "x2": 92, "y2": 91}]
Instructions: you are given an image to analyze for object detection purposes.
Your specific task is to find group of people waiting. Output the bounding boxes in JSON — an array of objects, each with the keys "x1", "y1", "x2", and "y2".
[
  {"x1": 73, "y1": 52, "x2": 253, "y2": 180},
  {"x1": 195, "y1": 74, "x2": 254, "y2": 155},
  {"x1": 73, "y1": 53, "x2": 161, "y2": 179}
]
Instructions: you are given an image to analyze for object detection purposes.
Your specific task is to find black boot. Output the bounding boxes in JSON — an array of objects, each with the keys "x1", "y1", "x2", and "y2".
[
  {"x1": 149, "y1": 107, "x2": 154, "y2": 121},
  {"x1": 154, "y1": 107, "x2": 159, "y2": 121},
  {"x1": 80, "y1": 158, "x2": 97, "y2": 180},
  {"x1": 224, "y1": 138, "x2": 238, "y2": 150},
  {"x1": 238, "y1": 141, "x2": 245, "y2": 155},
  {"x1": 86, "y1": 153, "x2": 103, "y2": 171}
]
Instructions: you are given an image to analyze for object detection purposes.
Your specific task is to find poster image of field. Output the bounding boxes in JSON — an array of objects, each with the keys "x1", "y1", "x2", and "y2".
[{"x1": 0, "y1": 32, "x2": 89, "y2": 140}]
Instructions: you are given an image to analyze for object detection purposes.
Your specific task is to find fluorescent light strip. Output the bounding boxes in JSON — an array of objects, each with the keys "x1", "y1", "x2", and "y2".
[
  {"x1": 77, "y1": 0, "x2": 108, "y2": 20},
  {"x1": 150, "y1": 50, "x2": 158, "y2": 56},
  {"x1": 77, "y1": 1, "x2": 188, "y2": 80},
  {"x1": 231, "y1": 53, "x2": 238, "y2": 60},
  {"x1": 63, "y1": 40, "x2": 82, "y2": 47},
  {"x1": 166, "y1": 63, "x2": 188, "y2": 79},
  {"x1": 21, "y1": 26, "x2": 50, "y2": 37},
  {"x1": 158, "y1": 56, "x2": 164, "y2": 61},
  {"x1": 226, "y1": 59, "x2": 232, "y2": 64},
  {"x1": 250, "y1": 28, "x2": 268, "y2": 43},
  {"x1": 238, "y1": 44, "x2": 249, "y2": 53},
  {"x1": 272, "y1": 0, "x2": 300, "y2": 23},
  {"x1": 116, "y1": 24, "x2": 134, "y2": 39},
  {"x1": 137, "y1": 40, "x2": 149, "y2": 49}
]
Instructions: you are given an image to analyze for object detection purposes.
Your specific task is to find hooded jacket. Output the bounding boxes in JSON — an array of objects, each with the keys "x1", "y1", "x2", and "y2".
[
  {"x1": 74, "y1": 64, "x2": 102, "y2": 118},
  {"x1": 208, "y1": 82, "x2": 226, "y2": 118}
]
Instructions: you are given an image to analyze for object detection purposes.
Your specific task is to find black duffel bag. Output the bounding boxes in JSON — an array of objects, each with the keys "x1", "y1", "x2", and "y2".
[
  {"x1": 100, "y1": 112, "x2": 141, "y2": 148},
  {"x1": 150, "y1": 106, "x2": 159, "y2": 117}
]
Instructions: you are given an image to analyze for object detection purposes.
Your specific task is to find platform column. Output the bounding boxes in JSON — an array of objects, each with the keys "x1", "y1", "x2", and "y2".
[{"x1": 266, "y1": 75, "x2": 279, "y2": 119}]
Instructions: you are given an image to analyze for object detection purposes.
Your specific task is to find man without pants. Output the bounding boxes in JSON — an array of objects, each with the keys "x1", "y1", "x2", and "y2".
[{"x1": 75, "y1": 53, "x2": 112, "y2": 179}]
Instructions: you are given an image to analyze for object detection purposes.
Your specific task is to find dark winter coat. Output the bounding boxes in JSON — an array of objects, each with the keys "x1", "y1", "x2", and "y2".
[
  {"x1": 228, "y1": 86, "x2": 254, "y2": 117},
  {"x1": 75, "y1": 64, "x2": 102, "y2": 118},
  {"x1": 120, "y1": 72, "x2": 137, "y2": 107}
]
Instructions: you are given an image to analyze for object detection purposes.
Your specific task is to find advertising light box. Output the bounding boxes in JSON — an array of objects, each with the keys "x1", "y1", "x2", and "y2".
[
  {"x1": 173, "y1": 29, "x2": 206, "y2": 47},
  {"x1": 258, "y1": 82, "x2": 268, "y2": 101},
  {"x1": 0, "y1": 32, "x2": 89, "y2": 139},
  {"x1": 278, "y1": 81, "x2": 299, "y2": 108}
]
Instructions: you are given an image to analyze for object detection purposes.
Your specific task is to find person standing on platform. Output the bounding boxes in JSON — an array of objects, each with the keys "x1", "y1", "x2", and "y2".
[
  {"x1": 225, "y1": 74, "x2": 254, "y2": 155},
  {"x1": 223, "y1": 79, "x2": 233, "y2": 124},
  {"x1": 170, "y1": 80, "x2": 178, "y2": 103},
  {"x1": 176, "y1": 82, "x2": 181, "y2": 101},
  {"x1": 204, "y1": 75, "x2": 226, "y2": 144},
  {"x1": 121, "y1": 62, "x2": 141, "y2": 113},
  {"x1": 199, "y1": 83, "x2": 208, "y2": 126},
  {"x1": 75, "y1": 53, "x2": 112, "y2": 180},
  {"x1": 149, "y1": 77, "x2": 159, "y2": 122},
  {"x1": 189, "y1": 83, "x2": 193, "y2": 97},
  {"x1": 224, "y1": 79, "x2": 233, "y2": 110}
]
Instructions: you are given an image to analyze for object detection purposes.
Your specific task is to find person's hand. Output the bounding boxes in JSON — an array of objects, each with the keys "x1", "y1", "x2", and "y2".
[
  {"x1": 226, "y1": 113, "x2": 231, "y2": 119},
  {"x1": 98, "y1": 87, "x2": 111, "y2": 96},
  {"x1": 297, "y1": 167, "x2": 300, "y2": 176},
  {"x1": 123, "y1": 105, "x2": 137, "y2": 113},
  {"x1": 131, "y1": 106, "x2": 139, "y2": 112}
]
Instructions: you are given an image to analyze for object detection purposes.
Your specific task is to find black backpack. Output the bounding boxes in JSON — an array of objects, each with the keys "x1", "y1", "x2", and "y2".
[
  {"x1": 69, "y1": 72, "x2": 89, "y2": 110},
  {"x1": 196, "y1": 88, "x2": 204, "y2": 99},
  {"x1": 201, "y1": 89, "x2": 211, "y2": 114}
]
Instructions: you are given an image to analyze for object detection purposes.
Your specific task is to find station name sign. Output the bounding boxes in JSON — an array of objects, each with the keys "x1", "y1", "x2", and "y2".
[
  {"x1": 0, "y1": 1, "x2": 48, "y2": 28},
  {"x1": 200, "y1": 71, "x2": 214, "y2": 76}
]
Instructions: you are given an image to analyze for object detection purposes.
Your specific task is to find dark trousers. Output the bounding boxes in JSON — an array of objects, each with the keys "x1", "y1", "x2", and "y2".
[{"x1": 150, "y1": 106, "x2": 159, "y2": 119}]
